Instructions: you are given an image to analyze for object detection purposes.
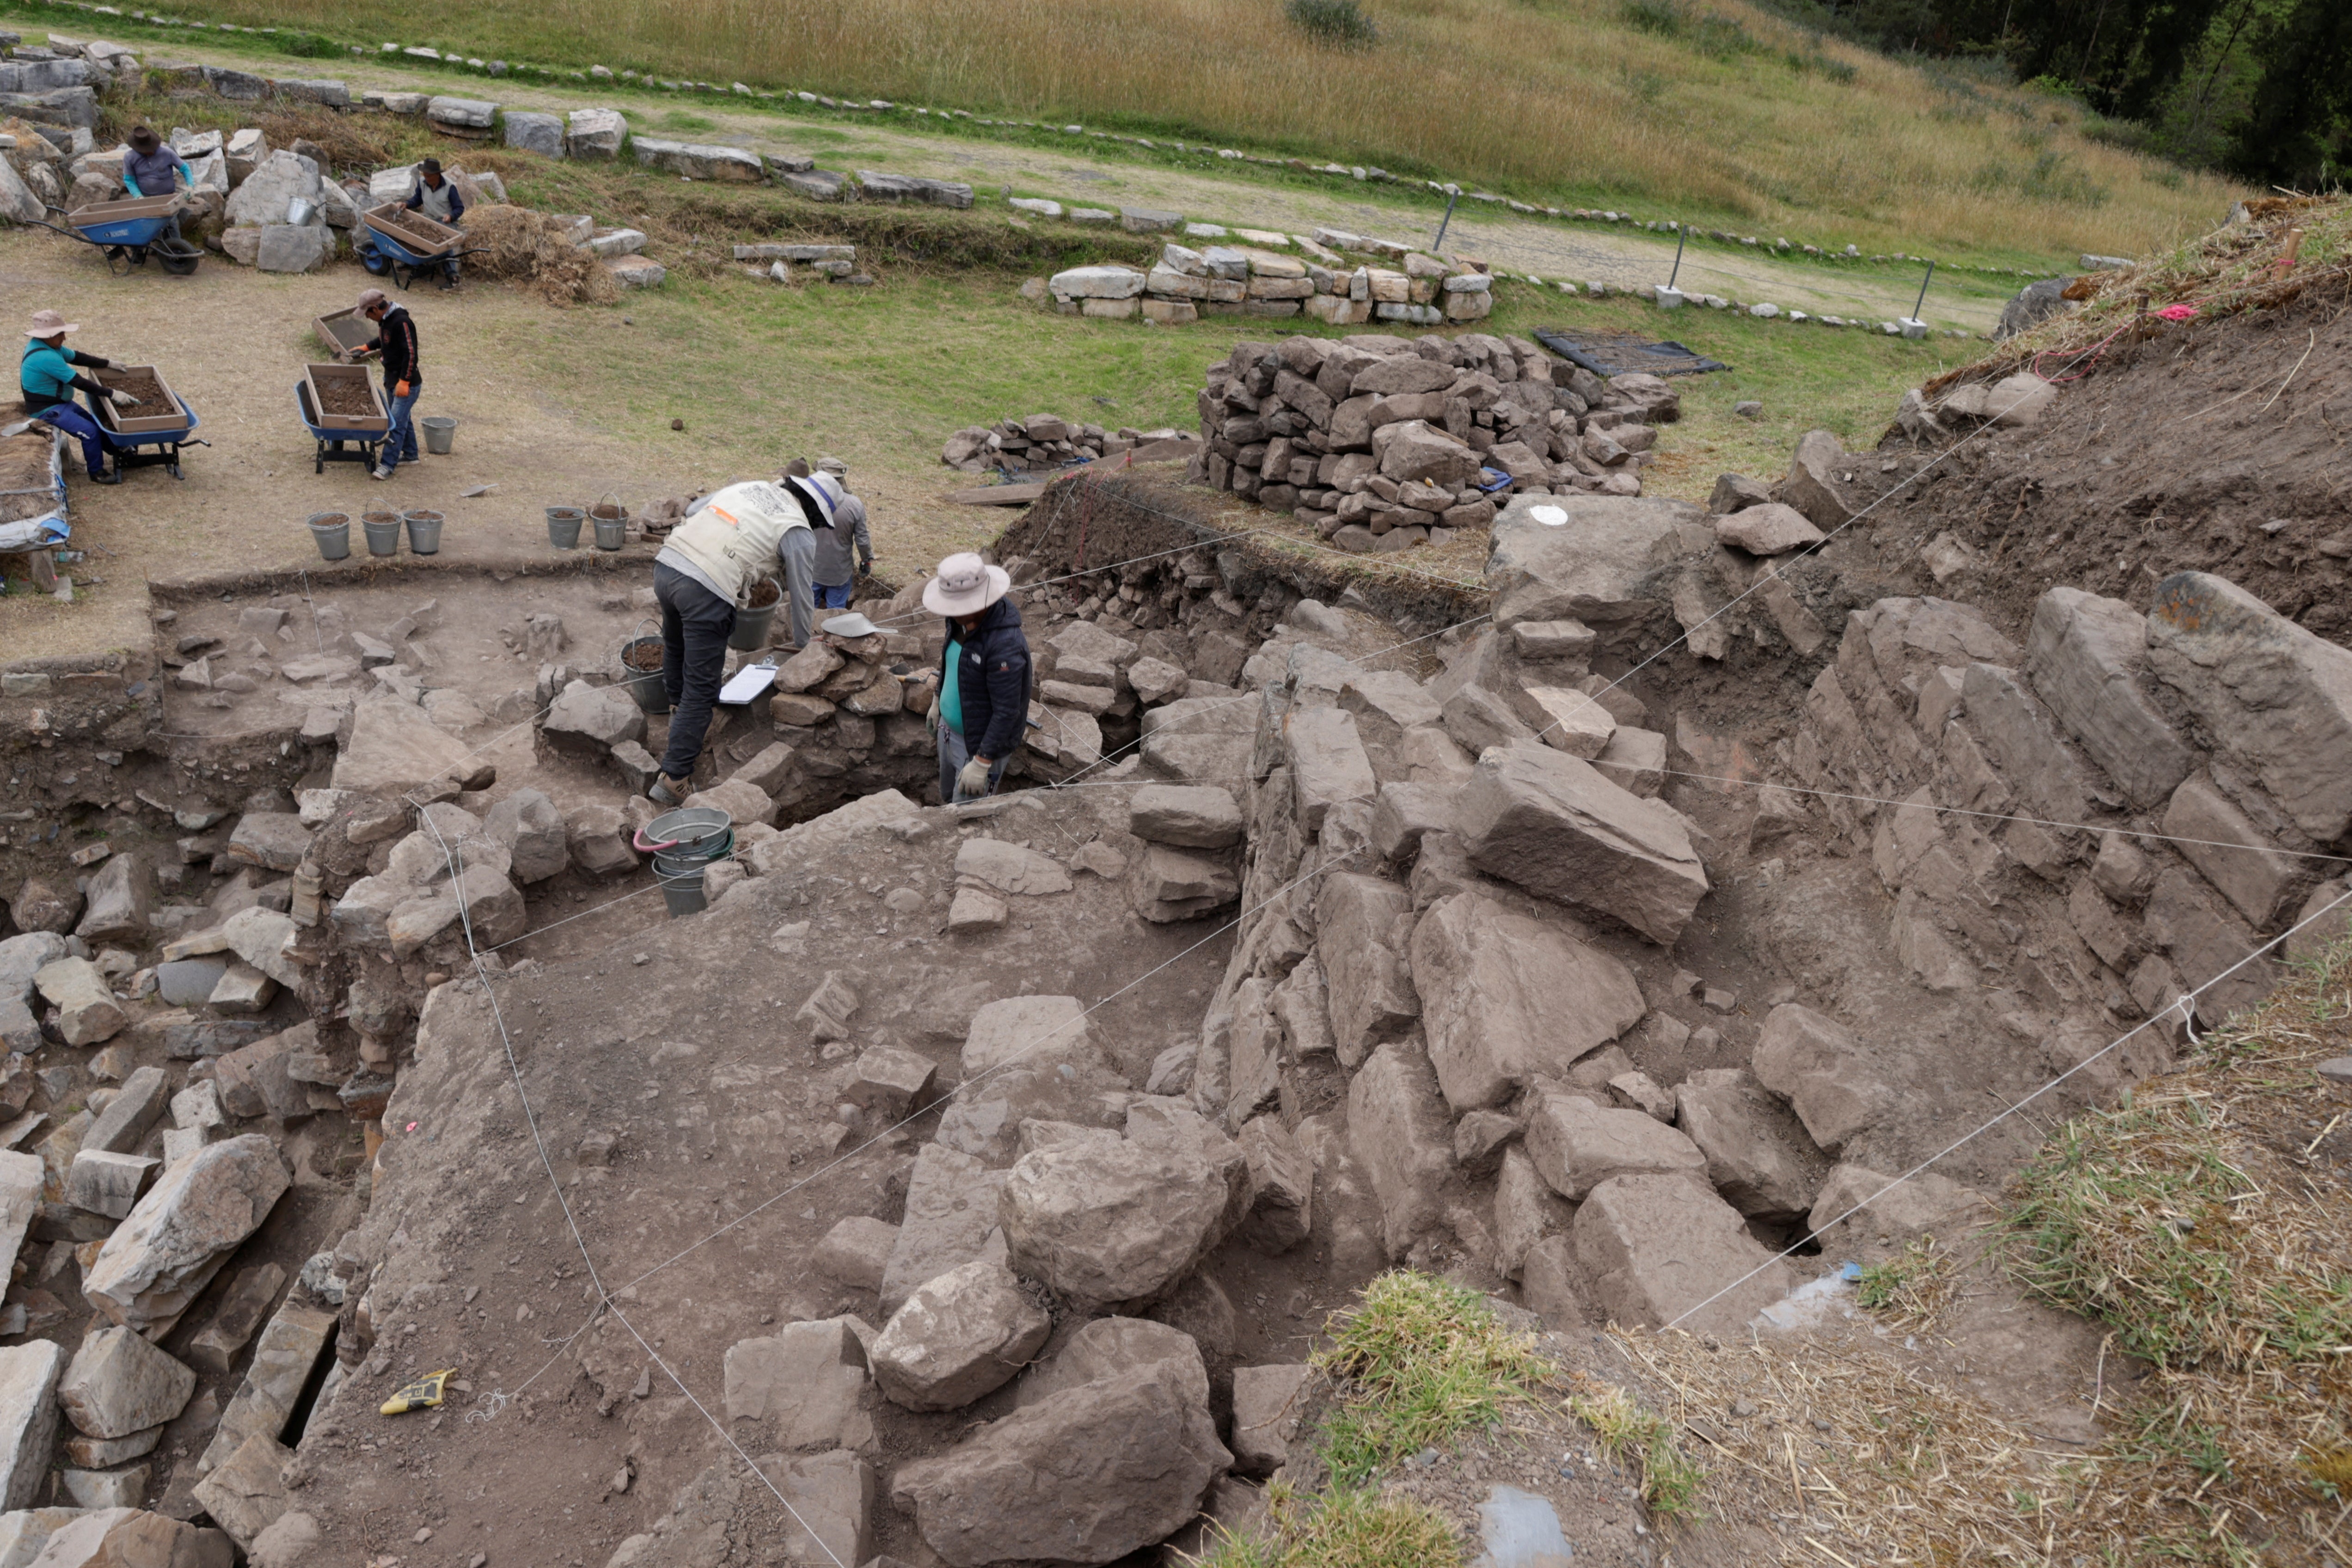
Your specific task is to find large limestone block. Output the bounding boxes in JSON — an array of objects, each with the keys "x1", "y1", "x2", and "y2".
[
  {"x1": 1284, "y1": 708, "x2": 1376, "y2": 833},
  {"x1": 1484, "y1": 492, "x2": 1698, "y2": 645},
  {"x1": 542, "y1": 680, "x2": 645, "y2": 756},
  {"x1": 1141, "y1": 694, "x2": 1257, "y2": 784},
  {"x1": 1346, "y1": 1041, "x2": 1453, "y2": 1259},
  {"x1": 2023, "y1": 588, "x2": 2191, "y2": 808},
  {"x1": 2145, "y1": 571, "x2": 2352, "y2": 842},
  {"x1": 58, "y1": 1331, "x2": 195, "y2": 1442},
  {"x1": 0, "y1": 1153, "x2": 38, "y2": 1298},
  {"x1": 721, "y1": 1318, "x2": 870, "y2": 1449},
  {"x1": 1128, "y1": 785, "x2": 1243, "y2": 849},
  {"x1": 891, "y1": 1324, "x2": 1228, "y2": 1566},
  {"x1": 1456, "y1": 742, "x2": 1708, "y2": 944},
  {"x1": 1524, "y1": 1093, "x2": 1706, "y2": 1200},
  {"x1": 74, "y1": 854, "x2": 151, "y2": 944},
  {"x1": 1409, "y1": 892, "x2": 1645, "y2": 1111},
  {"x1": 1750, "y1": 1004, "x2": 1888, "y2": 1155},
  {"x1": 188, "y1": 1434, "x2": 291, "y2": 1552},
  {"x1": 960, "y1": 995, "x2": 1095, "y2": 1077},
  {"x1": 1960, "y1": 663, "x2": 2088, "y2": 823},
  {"x1": 0, "y1": 935, "x2": 68, "y2": 1004},
  {"x1": 196, "y1": 1301, "x2": 333, "y2": 1475},
  {"x1": 566, "y1": 106, "x2": 627, "y2": 157},
  {"x1": 1781, "y1": 428, "x2": 1851, "y2": 529},
  {"x1": 0, "y1": 1343, "x2": 63, "y2": 1510},
  {"x1": 86, "y1": 1068, "x2": 167, "y2": 1157},
  {"x1": 482, "y1": 789, "x2": 568, "y2": 884},
  {"x1": 221, "y1": 149, "x2": 319, "y2": 227},
  {"x1": 1230, "y1": 1362, "x2": 1310, "y2": 1474},
  {"x1": 751, "y1": 1450, "x2": 873, "y2": 1568},
  {"x1": 953, "y1": 839, "x2": 1070, "y2": 897},
  {"x1": 83, "y1": 1135, "x2": 288, "y2": 1336},
  {"x1": 0, "y1": 1508, "x2": 87, "y2": 1567},
  {"x1": 2163, "y1": 775, "x2": 2303, "y2": 928},
  {"x1": 15, "y1": 1509, "x2": 232, "y2": 1568},
  {"x1": 880, "y1": 1145, "x2": 1006, "y2": 1316},
  {"x1": 1674, "y1": 1068, "x2": 1823, "y2": 1219},
  {"x1": 999, "y1": 1115, "x2": 1236, "y2": 1310},
  {"x1": 870, "y1": 1260, "x2": 1050, "y2": 1412},
  {"x1": 1574, "y1": 1173, "x2": 1793, "y2": 1333},
  {"x1": 1806, "y1": 1162, "x2": 1988, "y2": 1253},
  {"x1": 332, "y1": 700, "x2": 473, "y2": 794},
  {"x1": 34, "y1": 960, "x2": 122, "y2": 1047},
  {"x1": 1494, "y1": 1144, "x2": 1571, "y2": 1278}
]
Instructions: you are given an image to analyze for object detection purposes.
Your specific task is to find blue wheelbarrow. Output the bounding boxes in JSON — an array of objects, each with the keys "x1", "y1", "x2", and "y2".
[
  {"x1": 83, "y1": 379, "x2": 207, "y2": 482},
  {"x1": 295, "y1": 379, "x2": 387, "y2": 475},
  {"x1": 357, "y1": 202, "x2": 486, "y2": 291},
  {"x1": 36, "y1": 196, "x2": 202, "y2": 276}
]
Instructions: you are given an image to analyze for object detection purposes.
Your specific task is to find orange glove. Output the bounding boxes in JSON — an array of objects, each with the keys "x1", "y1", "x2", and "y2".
[{"x1": 395, "y1": 380, "x2": 411, "y2": 397}]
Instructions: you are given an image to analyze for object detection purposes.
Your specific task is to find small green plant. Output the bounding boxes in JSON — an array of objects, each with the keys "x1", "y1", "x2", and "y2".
[
  {"x1": 1284, "y1": 0, "x2": 1378, "y2": 46},
  {"x1": 1565, "y1": 1382, "x2": 1707, "y2": 1518},
  {"x1": 1692, "y1": 14, "x2": 1756, "y2": 58},
  {"x1": 1619, "y1": 0, "x2": 1682, "y2": 35},
  {"x1": 1855, "y1": 1236, "x2": 1956, "y2": 1329},
  {"x1": 1193, "y1": 1482, "x2": 1464, "y2": 1568},
  {"x1": 1312, "y1": 1272, "x2": 1547, "y2": 1484}
]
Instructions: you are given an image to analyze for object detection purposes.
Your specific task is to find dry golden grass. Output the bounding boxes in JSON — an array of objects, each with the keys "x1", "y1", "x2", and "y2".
[{"x1": 169, "y1": 0, "x2": 2240, "y2": 257}]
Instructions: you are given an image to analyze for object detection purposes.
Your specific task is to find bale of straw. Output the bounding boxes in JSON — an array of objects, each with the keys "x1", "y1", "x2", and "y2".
[{"x1": 459, "y1": 205, "x2": 620, "y2": 307}]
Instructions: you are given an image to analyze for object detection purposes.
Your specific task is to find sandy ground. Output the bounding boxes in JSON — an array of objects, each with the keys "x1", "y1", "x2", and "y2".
[{"x1": 66, "y1": 33, "x2": 2004, "y2": 326}]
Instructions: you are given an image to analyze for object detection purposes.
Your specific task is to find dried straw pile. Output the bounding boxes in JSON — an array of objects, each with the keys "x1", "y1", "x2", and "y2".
[{"x1": 460, "y1": 205, "x2": 620, "y2": 307}]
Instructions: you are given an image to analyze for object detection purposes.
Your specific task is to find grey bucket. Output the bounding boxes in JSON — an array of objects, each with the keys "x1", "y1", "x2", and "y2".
[
  {"x1": 545, "y1": 506, "x2": 584, "y2": 549},
  {"x1": 591, "y1": 491, "x2": 628, "y2": 551},
  {"x1": 620, "y1": 621, "x2": 669, "y2": 714},
  {"x1": 307, "y1": 511, "x2": 350, "y2": 561},
  {"x1": 420, "y1": 415, "x2": 457, "y2": 455},
  {"x1": 637, "y1": 807, "x2": 735, "y2": 918},
  {"x1": 402, "y1": 508, "x2": 443, "y2": 554},
  {"x1": 729, "y1": 576, "x2": 780, "y2": 650},
  {"x1": 362, "y1": 511, "x2": 401, "y2": 557}
]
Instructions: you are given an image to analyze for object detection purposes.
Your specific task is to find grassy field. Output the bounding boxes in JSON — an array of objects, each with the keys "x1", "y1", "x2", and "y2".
[{"x1": 26, "y1": 0, "x2": 2242, "y2": 258}]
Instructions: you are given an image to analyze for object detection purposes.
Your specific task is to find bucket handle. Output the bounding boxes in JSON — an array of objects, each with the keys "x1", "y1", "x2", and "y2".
[
  {"x1": 631, "y1": 616, "x2": 658, "y2": 641},
  {"x1": 594, "y1": 489, "x2": 624, "y2": 515},
  {"x1": 632, "y1": 827, "x2": 682, "y2": 853}
]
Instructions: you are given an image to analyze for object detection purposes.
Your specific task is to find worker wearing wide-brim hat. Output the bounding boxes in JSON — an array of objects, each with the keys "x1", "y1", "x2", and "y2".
[
  {"x1": 20, "y1": 309, "x2": 136, "y2": 485},
  {"x1": 922, "y1": 552, "x2": 1030, "y2": 804}
]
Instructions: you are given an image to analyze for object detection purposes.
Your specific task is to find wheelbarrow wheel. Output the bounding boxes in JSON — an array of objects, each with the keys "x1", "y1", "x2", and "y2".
[{"x1": 153, "y1": 239, "x2": 200, "y2": 277}]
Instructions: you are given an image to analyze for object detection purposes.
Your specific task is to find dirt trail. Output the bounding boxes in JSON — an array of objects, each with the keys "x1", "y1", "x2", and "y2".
[{"x1": 71, "y1": 33, "x2": 2008, "y2": 325}]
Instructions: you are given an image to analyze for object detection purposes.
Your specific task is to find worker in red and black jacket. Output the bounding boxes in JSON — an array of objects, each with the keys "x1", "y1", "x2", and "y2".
[{"x1": 351, "y1": 288, "x2": 422, "y2": 482}]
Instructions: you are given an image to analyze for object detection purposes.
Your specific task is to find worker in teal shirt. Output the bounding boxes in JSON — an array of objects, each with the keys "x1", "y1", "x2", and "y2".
[{"x1": 21, "y1": 309, "x2": 136, "y2": 484}]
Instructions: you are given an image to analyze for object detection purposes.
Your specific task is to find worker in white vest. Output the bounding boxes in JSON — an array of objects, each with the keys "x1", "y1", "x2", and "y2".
[{"x1": 648, "y1": 465, "x2": 825, "y2": 803}]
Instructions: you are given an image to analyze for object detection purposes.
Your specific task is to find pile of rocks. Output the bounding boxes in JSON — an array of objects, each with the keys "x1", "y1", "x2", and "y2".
[
  {"x1": 1196, "y1": 332, "x2": 1673, "y2": 551},
  {"x1": 938, "y1": 414, "x2": 1192, "y2": 474},
  {"x1": 1050, "y1": 239, "x2": 1492, "y2": 328}
]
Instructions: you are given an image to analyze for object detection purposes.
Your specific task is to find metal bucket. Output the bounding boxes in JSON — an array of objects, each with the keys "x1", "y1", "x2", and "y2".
[
  {"x1": 420, "y1": 415, "x2": 457, "y2": 455},
  {"x1": 545, "y1": 506, "x2": 584, "y2": 549},
  {"x1": 307, "y1": 511, "x2": 350, "y2": 561},
  {"x1": 362, "y1": 511, "x2": 401, "y2": 557},
  {"x1": 635, "y1": 807, "x2": 734, "y2": 918},
  {"x1": 620, "y1": 621, "x2": 669, "y2": 714},
  {"x1": 402, "y1": 508, "x2": 444, "y2": 554},
  {"x1": 593, "y1": 515, "x2": 626, "y2": 551},
  {"x1": 729, "y1": 575, "x2": 780, "y2": 650}
]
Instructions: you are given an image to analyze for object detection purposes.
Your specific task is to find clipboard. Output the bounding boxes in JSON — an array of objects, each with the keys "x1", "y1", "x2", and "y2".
[{"x1": 718, "y1": 659, "x2": 778, "y2": 705}]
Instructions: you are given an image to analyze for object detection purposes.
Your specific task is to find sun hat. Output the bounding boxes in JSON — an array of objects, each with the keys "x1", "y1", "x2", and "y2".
[
  {"x1": 26, "y1": 310, "x2": 79, "y2": 339},
  {"x1": 921, "y1": 552, "x2": 1011, "y2": 617},
  {"x1": 821, "y1": 612, "x2": 879, "y2": 638},
  {"x1": 356, "y1": 288, "x2": 387, "y2": 311},
  {"x1": 815, "y1": 454, "x2": 847, "y2": 477},
  {"x1": 128, "y1": 125, "x2": 160, "y2": 152}
]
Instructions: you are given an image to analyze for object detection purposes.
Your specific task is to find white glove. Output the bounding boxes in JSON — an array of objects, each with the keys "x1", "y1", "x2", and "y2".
[
  {"x1": 109, "y1": 389, "x2": 136, "y2": 406},
  {"x1": 956, "y1": 756, "x2": 993, "y2": 798}
]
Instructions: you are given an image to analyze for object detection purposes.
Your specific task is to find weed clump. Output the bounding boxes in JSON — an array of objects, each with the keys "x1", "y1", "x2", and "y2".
[
  {"x1": 1312, "y1": 1272, "x2": 1547, "y2": 1484},
  {"x1": 1563, "y1": 1379, "x2": 1706, "y2": 1518},
  {"x1": 1285, "y1": 0, "x2": 1378, "y2": 46}
]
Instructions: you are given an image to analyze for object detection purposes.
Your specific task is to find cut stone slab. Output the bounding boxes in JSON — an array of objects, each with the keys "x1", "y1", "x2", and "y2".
[
  {"x1": 1315, "y1": 872, "x2": 1419, "y2": 1066},
  {"x1": 331, "y1": 699, "x2": 473, "y2": 794},
  {"x1": 57, "y1": 1328, "x2": 196, "y2": 1440},
  {"x1": 1521, "y1": 686, "x2": 1617, "y2": 759},
  {"x1": 1807, "y1": 1162, "x2": 1988, "y2": 1253},
  {"x1": 1285, "y1": 708, "x2": 1378, "y2": 833},
  {"x1": 73, "y1": 855, "x2": 150, "y2": 944},
  {"x1": 1714, "y1": 502, "x2": 1824, "y2": 556},
  {"x1": 0, "y1": 1341, "x2": 64, "y2": 1509},
  {"x1": 1128, "y1": 785, "x2": 1244, "y2": 849},
  {"x1": 190, "y1": 1433, "x2": 292, "y2": 1551},
  {"x1": 34, "y1": 960, "x2": 123, "y2": 1047},
  {"x1": 815, "y1": 1217, "x2": 896, "y2": 1293},
  {"x1": 961, "y1": 994, "x2": 1096, "y2": 1078},
  {"x1": 1751, "y1": 1004, "x2": 1889, "y2": 1155},
  {"x1": 84, "y1": 1134, "x2": 289, "y2": 1336},
  {"x1": 64, "y1": 1151, "x2": 155, "y2": 1221},
  {"x1": 1674, "y1": 1068, "x2": 1823, "y2": 1219},
  {"x1": 2023, "y1": 587, "x2": 2191, "y2": 808},
  {"x1": 870, "y1": 1259, "x2": 1050, "y2": 1412},
  {"x1": 0, "y1": 1152, "x2": 39, "y2": 1300},
  {"x1": 999, "y1": 1111, "x2": 1237, "y2": 1310},
  {"x1": 540, "y1": 680, "x2": 646, "y2": 757},
  {"x1": 84, "y1": 1068, "x2": 166, "y2": 1156},
  {"x1": 751, "y1": 1450, "x2": 874, "y2": 1568},
  {"x1": 1234, "y1": 1115, "x2": 1313, "y2": 1253},
  {"x1": 197, "y1": 1299, "x2": 334, "y2": 1475},
  {"x1": 1524, "y1": 1093, "x2": 1707, "y2": 1199},
  {"x1": 1457, "y1": 741, "x2": 1708, "y2": 943},
  {"x1": 880, "y1": 1144, "x2": 1008, "y2": 1316},
  {"x1": 1347, "y1": 1041, "x2": 1454, "y2": 1259},
  {"x1": 721, "y1": 1318, "x2": 871, "y2": 1450},
  {"x1": 1574, "y1": 1173, "x2": 1794, "y2": 1333},
  {"x1": 953, "y1": 839, "x2": 1070, "y2": 897},
  {"x1": 184, "y1": 1262, "x2": 288, "y2": 1375},
  {"x1": 1485, "y1": 492, "x2": 1694, "y2": 647},
  {"x1": 482, "y1": 789, "x2": 568, "y2": 884},
  {"x1": 0, "y1": 1506, "x2": 89, "y2": 1566},
  {"x1": 2163, "y1": 774, "x2": 2303, "y2": 928},
  {"x1": 1410, "y1": 892, "x2": 1645, "y2": 1112}
]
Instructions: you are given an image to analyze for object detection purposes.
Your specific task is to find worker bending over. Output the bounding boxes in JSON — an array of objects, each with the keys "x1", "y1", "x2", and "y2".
[
  {"x1": 925, "y1": 552, "x2": 1031, "y2": 803},
  {"x1": 118, "y1": 125, "x2": 192, "y2": 265},
  {"x1": 807, "y1": 455, "x2": 873, "y2": 610},
  {"x1": 21, "y1": 310, "x2": 136, "y2": 485},
  {"x1": 648, "y1": 472, "x2": 826, "y2": 804},
  {"x1": 352, "y1": 288, "x2": 422, "y2": 482}
]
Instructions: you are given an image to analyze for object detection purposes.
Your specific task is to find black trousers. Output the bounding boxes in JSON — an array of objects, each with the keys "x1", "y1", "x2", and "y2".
[{"x1": 654, "y1": 563, "x2": 736, "y2": 782}]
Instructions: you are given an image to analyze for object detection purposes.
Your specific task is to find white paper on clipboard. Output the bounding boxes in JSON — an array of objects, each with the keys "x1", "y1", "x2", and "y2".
[{"x1": 718, "y1": 662, "x2": 778, "y2": 704}]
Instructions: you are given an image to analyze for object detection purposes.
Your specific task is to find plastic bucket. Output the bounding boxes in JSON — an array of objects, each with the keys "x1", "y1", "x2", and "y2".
[
  {"x1": 729, "y1": 576, "x2": 781, "y2": 650},
  {"x1": 403, "y1": 508, "x2": 444, "y2": 554},
  {"x1": 593, "y1": 515, "x2": 626, "y2": 551},
  {"x1": 420, "y1": 415, "x2": 457, "y2": 455},
  {"x1": 307, "y1": 511, "x2": 350, "y2": 561},
  {"x1": 620, "y1": 627, "x2": 670, "y2": 714},
  {"x1": 362, "y1": 511, "x2": 401, "y2": 557},
  {"x1": 545, "y1": 506, "x2": 584, "y2": 549}
]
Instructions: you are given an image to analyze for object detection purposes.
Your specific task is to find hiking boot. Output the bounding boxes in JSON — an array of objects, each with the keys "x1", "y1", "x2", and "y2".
[{"x1": 649, "y1": 774, "x2": 688, "y2": 807}]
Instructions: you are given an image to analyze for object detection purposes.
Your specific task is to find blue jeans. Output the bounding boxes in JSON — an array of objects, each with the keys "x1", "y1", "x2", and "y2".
[
  {"x1": 814, "y1": 580, "x2": 854, "y2": 610},
  {"x1": 41, "y1": 404, "x2": 114, "y2": 479},
  {"x1": 937, "y1": 720, "x2": 1012, "y2": 804},
  {"x1": 380, "y1": 383, "x2": 421, "y2": 473}
]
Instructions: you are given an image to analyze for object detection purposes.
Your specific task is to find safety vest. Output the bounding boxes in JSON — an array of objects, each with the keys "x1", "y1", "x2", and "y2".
[{"x1": 663, "y1": 481, "x2": 810, "y2": 604}]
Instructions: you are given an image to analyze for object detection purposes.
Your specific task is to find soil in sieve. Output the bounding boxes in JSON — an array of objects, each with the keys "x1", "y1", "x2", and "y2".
[
  {"x1": 315, "y1": 376, "x2": 381, "y2": 418},
  {"x1": 94, "y1": 366, "x2": 173, "y2": 418}
]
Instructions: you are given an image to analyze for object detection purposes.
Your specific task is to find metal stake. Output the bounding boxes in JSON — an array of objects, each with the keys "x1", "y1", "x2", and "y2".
[
  {"x1": 1667, "y1": 224, "x2": 1688, "y2": 291},
  {"x1": 1432, "y1": 187, "x2": 1459, "y2": 252},
  {"x1": 1911, "y1": 259, "x2": 1936, "y2": 321}
]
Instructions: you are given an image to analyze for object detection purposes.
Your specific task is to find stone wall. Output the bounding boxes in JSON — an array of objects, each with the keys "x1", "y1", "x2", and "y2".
[{"x1": 1050, "y1": 237, "x2": 1493, "y2": 329}]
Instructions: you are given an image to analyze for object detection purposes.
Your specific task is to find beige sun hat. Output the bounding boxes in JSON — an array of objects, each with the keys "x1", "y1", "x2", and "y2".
[
  {"x1": 921, "y1": 552, "x2": 1011, "y2": 617},
  {"x1": 26, "y1": 310, "x2": 79, "y2": 340}
]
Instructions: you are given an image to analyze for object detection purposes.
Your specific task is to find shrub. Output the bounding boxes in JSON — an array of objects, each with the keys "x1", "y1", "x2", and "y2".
[
  {"x1": 1286, "y1": 0, "x2": 1379, "y2": 46},
  {"x1": 1620, "y1": 0, "x2": 1683, "y2": 35}
]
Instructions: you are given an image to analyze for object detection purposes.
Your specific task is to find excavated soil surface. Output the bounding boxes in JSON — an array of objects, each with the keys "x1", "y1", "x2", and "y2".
[
  {"x1": 94, "y1": 366, "x2": 175, "y2": 420},
  {"x1": 1859, "y1": 293, "x2": 2352, "y2": 645},
  {"x1": 312, "y1": 374, "x2": 383, "y2": 421}
]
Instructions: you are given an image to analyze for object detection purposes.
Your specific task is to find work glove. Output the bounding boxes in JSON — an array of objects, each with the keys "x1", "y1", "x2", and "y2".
[
  {"x1": 108, "y1": 389, "x2": 136, "y2": 406},
  {"x1": 395, "y1": 380, "x2": 412, "y2": 398},
  {"x1": 957, "y1": 756, "x2": 993, "y2": 798}
]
